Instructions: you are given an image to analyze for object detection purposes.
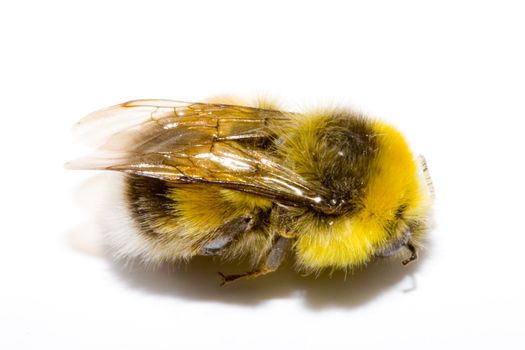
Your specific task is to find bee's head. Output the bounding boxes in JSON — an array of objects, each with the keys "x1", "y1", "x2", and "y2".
[{"x1": 287, "y1": 114, "x2": 434, "y2": 272}]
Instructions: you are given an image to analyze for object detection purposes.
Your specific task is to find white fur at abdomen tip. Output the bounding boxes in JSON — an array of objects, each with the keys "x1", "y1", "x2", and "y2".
[{"x1": 98, "y1": 173, "x2": 160, "y2": 266}]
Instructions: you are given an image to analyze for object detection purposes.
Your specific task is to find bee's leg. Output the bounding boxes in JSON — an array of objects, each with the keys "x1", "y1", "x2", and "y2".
[
  {"x1": 219, "y1": 236, "x2": 291, "y2": 286},
  {"x1": 200, "y1": 215, "x2": 254, "y2": 256},
  {"x1": 402, "y1": 243, "x2": 418, "y2": 265}
]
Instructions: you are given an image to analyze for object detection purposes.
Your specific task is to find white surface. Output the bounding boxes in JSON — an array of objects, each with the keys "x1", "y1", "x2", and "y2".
[{"x1": 1, "y1": 1, "x2": 524, "y2": 349}]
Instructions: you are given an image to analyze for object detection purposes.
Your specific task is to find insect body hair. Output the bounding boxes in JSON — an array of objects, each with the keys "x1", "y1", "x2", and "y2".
[{"x1": 276, "y1": 110, "x2": 432, "y2": 272}]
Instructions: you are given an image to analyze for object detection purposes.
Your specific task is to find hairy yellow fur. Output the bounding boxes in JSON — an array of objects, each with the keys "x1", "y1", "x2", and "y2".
[
  {"x1": 294, "y1": 119, "x2": 431, "y2": 271},
  {"x1": 147, "y1": 186, "x2": 273, "y2": 264},
  {"x1": 278, "y1": 112, "x2": 328, "y2": 182}
]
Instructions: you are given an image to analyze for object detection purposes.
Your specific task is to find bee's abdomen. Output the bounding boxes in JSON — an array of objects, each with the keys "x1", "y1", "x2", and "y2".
[
  {"x1": 121, "y1": 175, "x2": 274, "y2": 265},
  {"x1": 124, "y1": 175, "x2": 179, "y2": 239}
]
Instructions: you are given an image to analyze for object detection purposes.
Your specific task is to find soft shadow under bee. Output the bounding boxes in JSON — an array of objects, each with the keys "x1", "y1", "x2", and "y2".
[{"x1": 104, "y1": 250, "x2": 428, "y2": 309}]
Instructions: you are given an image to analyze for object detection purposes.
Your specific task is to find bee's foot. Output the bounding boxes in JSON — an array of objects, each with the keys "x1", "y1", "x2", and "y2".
[
  {"x1": 218, "y1": 271, "x2": 246, "y2": 286},
  {"x1": 217, "y1": 270, "x2": 269, "y2": 286}
]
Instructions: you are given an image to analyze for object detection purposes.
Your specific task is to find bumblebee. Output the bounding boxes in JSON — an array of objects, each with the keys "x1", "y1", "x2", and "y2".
[{"x1": 69, "y1": 98, "x2": 434, "y2": 285}]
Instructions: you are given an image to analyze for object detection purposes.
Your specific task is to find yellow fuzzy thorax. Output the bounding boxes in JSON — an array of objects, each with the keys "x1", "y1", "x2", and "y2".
[{"x1": 295, "y1": 120, "x2": 428, "y2": 271}]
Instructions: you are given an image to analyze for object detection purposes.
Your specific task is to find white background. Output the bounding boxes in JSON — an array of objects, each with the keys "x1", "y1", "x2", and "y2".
[{"x1": 1, "y1": 1, "x2": 524, "y2": 349}]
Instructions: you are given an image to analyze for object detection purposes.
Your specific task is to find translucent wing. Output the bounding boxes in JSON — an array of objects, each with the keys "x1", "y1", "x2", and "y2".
[{"x1": 69, "y1": 100, "x2": 333, "y2": 211}]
